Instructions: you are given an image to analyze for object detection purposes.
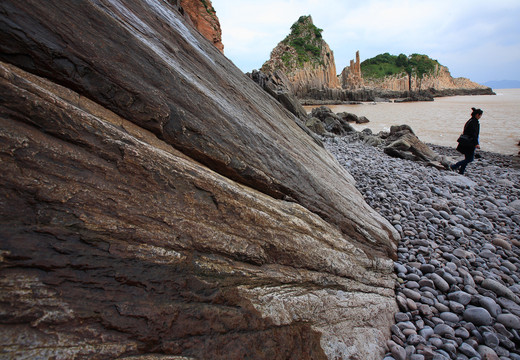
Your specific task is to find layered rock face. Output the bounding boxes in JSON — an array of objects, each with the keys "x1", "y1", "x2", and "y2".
[
  {"x1": 0, "y1": 1, "x2": 398, "y2": 359},
  {"x1": 362, "y1": 64, "x2": 491, "y2": 94},
  {"x1": 261, "y1": 16, "x2": 341, "y2": 99},
  {"x1": 179, "y1": 0, "x2": 224, "y2": 52}
]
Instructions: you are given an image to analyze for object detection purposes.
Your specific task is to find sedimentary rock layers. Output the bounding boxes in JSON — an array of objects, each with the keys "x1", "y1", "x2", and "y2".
[{"x1": 0, "y1": 1, "x2": 399, "y2": 358}]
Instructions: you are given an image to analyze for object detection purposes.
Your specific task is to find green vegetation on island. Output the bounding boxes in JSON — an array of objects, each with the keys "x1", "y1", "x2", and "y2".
[
  {"x1": 266, "y1": 15, "x2": 326, "y2": 71},
  {"x1": 361, "y1": 53, "x2": 440, "y2": 80}
]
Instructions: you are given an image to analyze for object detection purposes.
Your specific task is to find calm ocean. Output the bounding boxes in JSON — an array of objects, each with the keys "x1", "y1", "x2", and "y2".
[{"x1": 305, "y1": 88, "x2": 520, "y2": 156}]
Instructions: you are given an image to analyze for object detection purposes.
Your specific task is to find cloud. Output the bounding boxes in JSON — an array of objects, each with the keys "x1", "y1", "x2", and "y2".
[{"x1": 211, "y1": 0, "x2": 520, "y2": 82}]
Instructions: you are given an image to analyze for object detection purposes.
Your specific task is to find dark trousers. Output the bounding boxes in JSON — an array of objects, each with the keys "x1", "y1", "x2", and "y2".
[{"x1": 451, "y1": 148, "x2": 475, "y2": 175}]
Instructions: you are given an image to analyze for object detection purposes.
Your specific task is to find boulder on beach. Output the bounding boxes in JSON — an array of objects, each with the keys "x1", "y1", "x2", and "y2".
[
  {"x1": 309, "y1": 106, "x2": 356, "y2": 135},
  {"x1": 337, "y1": 111, "x2": 370, "y2": 124},
  {"x1": 376, "y1": 125, "x2": 450, "y2": 168}
]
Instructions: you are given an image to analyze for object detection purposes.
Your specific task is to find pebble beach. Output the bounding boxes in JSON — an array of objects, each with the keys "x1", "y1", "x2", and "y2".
[{"x1": 324, "y1": 135, "x2": 520, "y2": 360}]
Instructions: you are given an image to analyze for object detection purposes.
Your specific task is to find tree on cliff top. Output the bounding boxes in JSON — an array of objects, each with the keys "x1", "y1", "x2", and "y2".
[{"x1": 261, "y1": 15, "x2": 328, "y2": 73}]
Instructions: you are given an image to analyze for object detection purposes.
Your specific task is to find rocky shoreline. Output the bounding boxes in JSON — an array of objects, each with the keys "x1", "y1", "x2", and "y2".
[
  {"x1": 324, "y1": 135, "x2": 520, "y2": 360},
  {"x1": 298, "y1": 88, "x2": 496, "y2": 105}
]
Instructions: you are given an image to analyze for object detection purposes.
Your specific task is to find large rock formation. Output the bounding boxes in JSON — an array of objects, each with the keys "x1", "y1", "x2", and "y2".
[
  {"x1": 349, "y1": 53, "x2": 494, "y2": 97},
  {"x1": 0, "y1": 1, "x2": 399, "y2": 359},
  {"x1": 261, "y1": 16, "x2": 341, "y2": 99}
]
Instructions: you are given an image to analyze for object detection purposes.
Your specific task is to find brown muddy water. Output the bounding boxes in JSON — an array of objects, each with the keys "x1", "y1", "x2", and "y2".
[{"x1": 304, "y1": 88, "x2": 520, "y2": 155}]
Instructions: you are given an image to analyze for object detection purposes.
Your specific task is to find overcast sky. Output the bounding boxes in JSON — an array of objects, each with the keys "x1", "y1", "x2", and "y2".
[{"x1": 210, "y1": 0, "x2": 520, "y2": 84}]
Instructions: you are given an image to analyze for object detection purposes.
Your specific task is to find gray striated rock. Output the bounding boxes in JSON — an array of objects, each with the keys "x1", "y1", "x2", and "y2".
[{"x1": 0, "y1": 1, "x2": 400, "y2": 359}]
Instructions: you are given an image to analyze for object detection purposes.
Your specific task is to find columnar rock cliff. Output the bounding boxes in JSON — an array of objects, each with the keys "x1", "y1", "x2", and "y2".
[
  {"x1": 261, "y1": 16, "x2": 341, "y2": 99},
  {"x1": 0, "y1": 1, "x2": 398, "y2": 359},
  {"x1": 363, "y1": 63, "x2": 490, "y2": 93},
  {"x1": 340, "y1": 51, "x2": 364, "y2": 90}
]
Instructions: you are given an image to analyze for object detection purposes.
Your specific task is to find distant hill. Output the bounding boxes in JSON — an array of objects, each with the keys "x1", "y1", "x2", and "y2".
[
  {"x1": 356, "y1": 53, "x2": 490, "y2": 93},
  {"x1": 484, "y1": 80, "x2": 520, "y2": 89}
]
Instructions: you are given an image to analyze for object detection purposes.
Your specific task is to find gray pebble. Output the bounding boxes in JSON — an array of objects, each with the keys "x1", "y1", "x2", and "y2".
[
  {"x1": 497, "y1": 313, "x2": 520, "y2": 329},
  {"x1": 463, "y1": 307, "x2": 493, "y2": 326},
  {"x1": 459, "y1": 342, "x2": 480, "y2": 358},
  {"x1": 448, "y1": 291, "x2": 472, "y2": 305},
  {"x1": 434, "y1": 324, "x2": 455, "y2": 337}
]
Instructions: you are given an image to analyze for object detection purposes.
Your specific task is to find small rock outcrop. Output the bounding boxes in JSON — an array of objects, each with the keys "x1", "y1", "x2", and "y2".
[
  {"x1": 340, "y1": 50, "x2": 364, "y2": 90},
  {"x1": 179, "y1": 0, "x2": 224, "y2": 52},
  {"x1": 0, "y1": 1, "x2": 399, "y2": 359},
  {"x1": 308, "y1": 106, "x2": 356, "y2": 136}
]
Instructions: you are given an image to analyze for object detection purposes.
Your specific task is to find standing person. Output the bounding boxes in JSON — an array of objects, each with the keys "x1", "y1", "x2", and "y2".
[{"x1": 450, "y1": 107, "x2": 483, "y2": 175}]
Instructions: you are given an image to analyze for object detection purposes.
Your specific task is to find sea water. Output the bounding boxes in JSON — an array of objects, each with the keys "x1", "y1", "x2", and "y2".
[{"x1": 304, "y1": 89, "x2": 520, "y2": 155}]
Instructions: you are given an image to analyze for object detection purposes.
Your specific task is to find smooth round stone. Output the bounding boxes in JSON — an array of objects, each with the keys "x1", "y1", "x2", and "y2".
[
  {"x1": 395, "y1": 262, "x2": 408, "y2": 274},
  {"x1": 397, "y1": 321, "x2": 417, "y2": 331},
  {"x1": 459, "y1": 342, "x2": 480, "y2": 358},
  {"x1": 434, "y1": 324, "x2": 455, "y2": 337},
  {"x1": 449, "y1": 301, "x2": 465, "y2": 314},
  {"x1": 429, "y1": 337, "x2": 443, "y2": 348},
  {"x1": 439, "y1": 211, "x2": 451, "y2": 220},
  {"x1": 434, "y1": 349, "x2": 451, "y2": 360},
  {"x1": 482, "y1": 278, "x2": 519, "y2": 301},
  {"x1": 502, "y1": 260, "x2": 518, "y2": 272},
  {"x1": 454, "y1": 326, "x2": 470, "y2": 339},
  {"x1": 493, "y1": 322, "x2": 513, "y2": 339},
  {"x1": 509, "y1": 353, "x2": 520, "y2": 360},
  {"x1": 439, "y1": 312, "x2": 459, "y2": 323},
  {"x1": 447, "y1": 291, "x2": 472, "y2": 306},
  {"x1": 482, "y1": 331, "x2": 500, "y2": 348},
  {"x1": 440, "y1": 341, "x2": 456, "y2": 353},
  {"x1": 403, "y1": 288, "x2": 422, "y2": 301},
  {"x1": 406, "y1": 281, "x2": 421, "y2": 289},
  {"x1": 448, "y1": 226, "x2": 464, "y2": 238},
  {"x1": 430, "y1": 273, "x2": 450, "y2": 292},
  {"x1": 419, "y1": 326, "x2": 434, "y2": 340},
  {"x1": 477, "y1": 345, "x2": 499, "y2": 359},
  {"x1": 402, "y1": 328, "x2": 417, "y2": 336},
  {"x1": 434, "y1": 302, "x2": 450, "y2": 313},
  {"x1": 395, "y1": 312, "x2": 410, "y2": 322},
  {"x1": 390, "y1": 343, "x2": 407, "y2": 360},
  {"x1": 441, "y1": 272, "x2": 457, "y2": 285},
  {"x1": 421, "y1": 296, "x2": 435, "y2": 307},
  {"x1": 497, "y1": 313, "x2": 520, "y2": 329},
  {"x1": 419, "y1": 278, "x2": 435, "y2": 288},
  {"x1": 407, "y1": 334, "x2": 426, "y2": 346},
  {"x1": 407, "y1": 273, "x2": 422, "y2": 282},
  {"x1": 407, "y1": 298, "x2": 418, "y2": 311},
  {"x1": 492, "y1": 237, "x2": 512, "y2": 250},
  {"x1": 420, "y1": 264, "x2": 436, "y2": 274},
  {"x1": 478, "y1": 296, "x2": 500, "y2": 318},
  {"x1": 463, "y1": 307, "x2": 493, "y2": 326}
]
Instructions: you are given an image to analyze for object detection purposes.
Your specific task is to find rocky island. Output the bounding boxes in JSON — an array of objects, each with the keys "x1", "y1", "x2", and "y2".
[{"x1": 260, "y1": 16, "x2": 494, "y2": 104}]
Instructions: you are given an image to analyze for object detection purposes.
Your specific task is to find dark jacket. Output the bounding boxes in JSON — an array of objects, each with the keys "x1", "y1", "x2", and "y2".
[
  {"x1": 456, "y1": 116, "x2": 480, "y2": 154},
  {"x1": 462, "y1": 116, "x2": 480, "y2": 146}
]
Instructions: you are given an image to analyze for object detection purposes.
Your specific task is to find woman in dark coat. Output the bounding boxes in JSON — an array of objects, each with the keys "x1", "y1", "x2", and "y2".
[{"x1": 450, "y1": 107, "x2": 483, "y2": 175}]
